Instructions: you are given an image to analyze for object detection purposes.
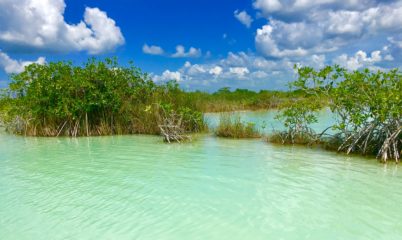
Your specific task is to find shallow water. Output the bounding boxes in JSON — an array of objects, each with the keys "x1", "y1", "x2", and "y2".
[
  {"x1": 205, "y1": 108, "x2": 336, "y2": 134},
  {"x1": 1, "y1": 113, "x2": 402, "y2": 240}
]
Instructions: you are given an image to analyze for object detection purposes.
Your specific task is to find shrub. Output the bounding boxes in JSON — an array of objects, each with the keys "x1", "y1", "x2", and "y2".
[
  {"x1": 287, "y1": 65, "x2": 402, "y2": 162},
  {"x1": 268, "y1": 99, "x2": 322, "y2": 145},
  {"x1": 0, "y1": 58, "x2": 206, "y2": 137}
]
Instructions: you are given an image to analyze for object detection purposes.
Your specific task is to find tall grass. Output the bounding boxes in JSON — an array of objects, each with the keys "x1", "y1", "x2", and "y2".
[{"x1": 215, "y1": 114, "x2": 261, "y2": 138}]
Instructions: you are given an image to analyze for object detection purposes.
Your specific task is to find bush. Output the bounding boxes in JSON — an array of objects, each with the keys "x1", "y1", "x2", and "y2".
[
  {"x1": 269, "y1": 99, "x2": 321, "y2": 145},
  {"x1": 287, "y1": 65, "x2": 402, "y2": 162},
  {"x1": 0, "y1": 58, "x2": 206, "y2": 137}
]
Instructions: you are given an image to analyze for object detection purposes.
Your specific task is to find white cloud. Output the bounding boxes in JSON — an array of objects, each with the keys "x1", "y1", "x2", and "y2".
[
  {"x1": 292, "y1": 0, "x2": 373, "y2": 10},
  {"x1": 0, "y1": 50, "x2": 45, "y2": 74},
  {"x1": 388, "y1": 37, "x2": 402, "y2": 49},
  {"x1": 372, "y1": 3, "x2": 402, "y2": 30},
  {"x1": 234, "y1": 10, "x2": 253, "y2": 28},
  {"x1": 153, "y1": 70, "x2": 182, "y2": 82},
  {"x1": 172, "y1": 45, "x2": 202, "y2": 58},
  {"x1": 384, "y1": 54, "x2": 394, "y2": 61},
  {"x1": 253, "y1": 0, "x2": 282, "y2": 13},
  {"x1": 255, "y1": 24, "x2": 309, "y2": 58},
  {"x1": 311, "y1": 54, "x2": 326, "y2": 69},
  {"x1": 0, "y1": 0, "x2": 124, "y2": 54},
  {"x1": 333, "y1": 50, "x2": 383, "y2": 70},
  {"x1": 325, "y1": 11, "x2": 364, "y2": 35},
  {"x1": 185, "y1": 63, "x2": 207, "y2": 75},
  {"x1": 253, "y1": 1, "x2": 402, "y2": 62},
  {"x1": 152, "y1": 52, "x2": 295, "y2": 89},
  {"x1": 142, "y1": 44, "x2": 164, "y2": 55},
  {"x1": 311, "y1": 5, "x2": 402, "y2": 36},
  {"x1": 150, "y1": 51, "x2": 349, "y2": 90},
  {"x1": 155, "y1": 1, "x2": 400, "y2": 90},
  {"x1": 254, "y1": 0, "x2": 376, "y2": 14},
  {"x1": 209, "y1": 66, "x2": 223, "y2": 76},
  {"x1": 229, "y1": 67, "x2": 250, "y2": 77},
  {"x1": 250, "y1": 70, "x2": 269, "y2": 79},
  {"x1": 223, "y1": 52, "x2": 249, "y2": 66}
]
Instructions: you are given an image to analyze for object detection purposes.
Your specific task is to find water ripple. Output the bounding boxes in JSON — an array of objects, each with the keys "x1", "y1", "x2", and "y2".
[{"x1": 1, "y1": 134, "x2": 402, "y2": 239}]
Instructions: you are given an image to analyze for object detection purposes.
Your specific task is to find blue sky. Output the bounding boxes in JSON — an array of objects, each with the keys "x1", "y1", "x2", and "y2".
[{"x1": 1, "y1": 0, "x2": 402, "y2": 91}]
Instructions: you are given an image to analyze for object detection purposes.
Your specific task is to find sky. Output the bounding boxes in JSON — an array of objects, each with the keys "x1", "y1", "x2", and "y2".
[{"x1": 0, "y1": 0, "x2": 402, "y2": 91}]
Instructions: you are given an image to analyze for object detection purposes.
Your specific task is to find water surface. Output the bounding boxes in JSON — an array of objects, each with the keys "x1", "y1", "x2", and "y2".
[
  {"x1": 205, "y1": 108, "x2": 336, "y2": 134},
  {"x1": 1, "y1": 113, "x2": 401, "y2": 240}
]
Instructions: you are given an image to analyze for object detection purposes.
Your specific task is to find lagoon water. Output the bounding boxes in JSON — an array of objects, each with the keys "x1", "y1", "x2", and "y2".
[
  {"x1": 205, "y1": 109, "x2": 336, "y2": 134},
  {"x1": 1, "y1": 111, "x2": 402, "y2": 239}
]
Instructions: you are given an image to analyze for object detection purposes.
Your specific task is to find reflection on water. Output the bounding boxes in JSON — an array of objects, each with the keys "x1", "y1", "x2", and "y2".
[{"x1": 0, "y1": 113, "x2": 401, "y2": 239}]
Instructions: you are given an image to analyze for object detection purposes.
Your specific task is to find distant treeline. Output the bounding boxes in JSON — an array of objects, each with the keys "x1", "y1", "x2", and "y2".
[{"x1": 185, "y1": 88, "x2": 313, "y2": 112}]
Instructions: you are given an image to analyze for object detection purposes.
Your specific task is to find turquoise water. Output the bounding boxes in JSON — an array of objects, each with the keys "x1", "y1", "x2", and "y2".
[
  {"x1": 1, "y1": 112, "x2": 402, "y2": 239},
  {"x1": 205, "y1": 108, "x2": 336, "y2": 134}
]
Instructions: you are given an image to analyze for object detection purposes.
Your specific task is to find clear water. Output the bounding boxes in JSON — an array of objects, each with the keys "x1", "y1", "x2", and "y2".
[
  {"x1": 205, "y1": 108, "x2": 336, "y2": 134},
  {"x1": 1, "y1": 112, "x2": 402, "y2": 240}
]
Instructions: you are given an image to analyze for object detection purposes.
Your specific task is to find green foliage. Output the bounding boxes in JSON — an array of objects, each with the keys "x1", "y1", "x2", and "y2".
[
  {"x1": 0, "y1": 58, "x2": 205, "y2": 137},
  {"x1": 215, "y1": 113, "x2": 260, "y2": 139},
  {"x1": 271, "y1": 99, "x2": 321, "y2": 144},
  {"x1": 159, "y1": 103, "x2": 205, "y2": 132},
  {"x1": 0, "y1": 89, "x2": 12, "y2": 127},
  {"x1": 281, "y1": 65, "x2": 402, "y2": 162},
  {"x1": 185, "y1": 88, "x2": 311, "y2": 112},
  {"x1": 275, "y1": 100, "x2": 320, "y2": 130}
]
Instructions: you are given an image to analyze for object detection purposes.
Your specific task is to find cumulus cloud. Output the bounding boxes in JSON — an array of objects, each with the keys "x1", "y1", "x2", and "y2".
[
  {"x1": 0, "y1": 0, "x2": 124, "y2": 54},
  {"x1": 142, "y1": 44, "x2": 164, "y2": 55},
  {"x1": 325, "y1": 11, "x2": 364, "y2": 35},
  {"x1": 209, "y1": 66, "x2": 223, "y2": 76},
  {"x1": 150, "y1": 50, "x2": 341, "y2": 90},
  {"x1": 253, "y1": 0, "x2": 402, "y2": 62},
  {"x1": 253, "y1": 0, "x2": 282, "y2": 13},
  {"x1": 154, "y1": 0, "x2": 400, "y2": 90},
  {"x1": 172, "y1": 45, "x2": 202, "y2": 58},
  {"x1": 313, "y1": 4, "x2": 402, "y2": 35},
  {"x1": 234, "y1": 10, "x2": 254, "y2": 28},
  {"x1": 152, "y1": 52, "x2": 297, "y2": 89},
  {"x1": 229, "y1": 67, "x2": 250, "y2": 77},
  {"x1": 186, "y1": 63, "x2": 207, "y2": 75},
  {"x1": 255, "y1": 24, "x2": 309, "y2": 58},
  {"x1": 253, "y1": 0, "x2": 376, "y2": 15},
  {"x1": 0, "y1": 50, "x2": 45, "y2": 74},
  {"x1": 333, "y1": 50, "x2": 386, "y2": 70},
  {"x1": 153, "y1": 70, "x2": 182, "y2": 82}
]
